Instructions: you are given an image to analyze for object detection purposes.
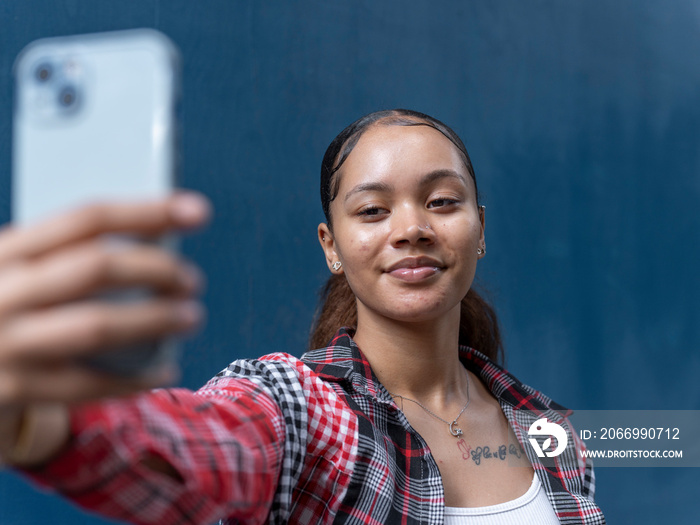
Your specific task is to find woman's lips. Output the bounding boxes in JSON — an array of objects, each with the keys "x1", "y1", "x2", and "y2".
[{"x1": 388, "y1": 266, "x2": 442, "y2": 282}]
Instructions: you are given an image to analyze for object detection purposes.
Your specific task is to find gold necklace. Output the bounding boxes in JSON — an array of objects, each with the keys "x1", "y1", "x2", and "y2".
[{"x1": 389, "y1": 372, "x2": 470, "y2": 438}]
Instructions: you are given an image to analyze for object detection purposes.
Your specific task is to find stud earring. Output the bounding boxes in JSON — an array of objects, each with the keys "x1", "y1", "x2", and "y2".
[{"x1": 332, "y1": 261, "x2": 342, "y2": 271}]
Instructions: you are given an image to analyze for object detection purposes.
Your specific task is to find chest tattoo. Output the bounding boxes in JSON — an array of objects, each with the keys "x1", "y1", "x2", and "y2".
[{"x1": 456, "y1": 438, "x2": 525, "y2": 465}]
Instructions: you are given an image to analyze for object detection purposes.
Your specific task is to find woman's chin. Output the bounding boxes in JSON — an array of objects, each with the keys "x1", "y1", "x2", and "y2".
[{"x1": 361, "y1": 299, "x2": 461, "y2": 326}]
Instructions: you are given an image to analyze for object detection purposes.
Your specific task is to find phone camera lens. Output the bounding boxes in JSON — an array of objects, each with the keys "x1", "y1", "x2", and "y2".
[
  {"x1": 58, "y1": 86, "x2": 77, "y2": 108},
  {"x1": 35, "y1": 63, "x2": 53, "y2": 82}
]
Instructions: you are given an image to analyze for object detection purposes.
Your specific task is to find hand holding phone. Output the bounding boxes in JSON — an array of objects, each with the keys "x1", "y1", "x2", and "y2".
[{"x1": 0, "y1": 193, "x2": 209, "y2": 466}]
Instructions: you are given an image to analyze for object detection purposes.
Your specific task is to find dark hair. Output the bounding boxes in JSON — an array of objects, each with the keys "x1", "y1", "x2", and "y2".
[{"x1": 310, "y1": 109, "x2": 503, "y2": 363}]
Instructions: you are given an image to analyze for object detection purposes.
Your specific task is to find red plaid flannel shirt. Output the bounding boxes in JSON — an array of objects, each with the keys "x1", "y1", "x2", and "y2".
[{"x1": 25, "y1": 327, "x2": 605, "y2": 524}]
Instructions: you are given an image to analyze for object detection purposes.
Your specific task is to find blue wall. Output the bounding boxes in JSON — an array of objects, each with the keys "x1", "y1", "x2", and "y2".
[{"x1": 1, "y1": 1, "x2": 699, "y2": 523}]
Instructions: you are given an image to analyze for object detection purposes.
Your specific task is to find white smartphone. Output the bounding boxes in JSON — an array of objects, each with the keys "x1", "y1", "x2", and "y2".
[{"x1": 12, "y1": 29, "x2": 182, "y2": 375}]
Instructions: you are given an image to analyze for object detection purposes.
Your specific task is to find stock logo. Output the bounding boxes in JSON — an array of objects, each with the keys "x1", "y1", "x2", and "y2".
[{"x1": 528, "y1": 418, "x2": 568, "y2": 458}]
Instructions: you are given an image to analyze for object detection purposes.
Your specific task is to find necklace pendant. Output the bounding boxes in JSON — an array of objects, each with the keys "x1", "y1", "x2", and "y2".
[{"x1": 449, "y1": 421, "x2": 463, "y2": 438}]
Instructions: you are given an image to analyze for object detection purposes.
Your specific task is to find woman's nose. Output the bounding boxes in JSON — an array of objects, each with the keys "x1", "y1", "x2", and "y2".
[{"x1": 390, "y1": 206, "x2": 436, "y2": 246}]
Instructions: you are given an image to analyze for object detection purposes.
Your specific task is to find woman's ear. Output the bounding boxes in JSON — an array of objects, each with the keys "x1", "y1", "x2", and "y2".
[
  {"x1": 478, "y1": 206, "x2": 486, "y2": 258},
  {"x1": 478, "y1": 205, "x2": 486, "y2": 240},
  {"x1": 318, "y1": 223, "x2": 343, "y2": 274}
]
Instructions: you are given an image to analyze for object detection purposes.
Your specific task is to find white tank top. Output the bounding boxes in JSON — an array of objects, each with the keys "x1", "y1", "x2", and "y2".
[{"x1": 443, "y1": 472, "x2": 560, "y2": 524}]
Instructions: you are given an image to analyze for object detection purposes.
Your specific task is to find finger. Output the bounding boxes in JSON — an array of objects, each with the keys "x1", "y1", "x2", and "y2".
[
  {"x1": 0, "y1": 363, "x2": 178, "y2": 406},
  {"x1": 0, "y1": 240, "x2": 204, "y2": 315},
  {"x1": 0, "y1": 298, "x2": 204, "y2": 365},
  {"x1": 0, "y1": 191, "x2": 211, "y2": 266}
]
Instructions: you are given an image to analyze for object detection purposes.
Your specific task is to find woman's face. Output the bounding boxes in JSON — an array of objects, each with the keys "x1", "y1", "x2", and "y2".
[{"x1": 318, "y1": 123, "x2": 485, "y2": 325}]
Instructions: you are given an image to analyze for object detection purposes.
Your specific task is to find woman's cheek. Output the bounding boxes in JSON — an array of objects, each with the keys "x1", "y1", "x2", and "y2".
[{"x1": 351, "y1": 228, "x2": 380, "y2": 255}]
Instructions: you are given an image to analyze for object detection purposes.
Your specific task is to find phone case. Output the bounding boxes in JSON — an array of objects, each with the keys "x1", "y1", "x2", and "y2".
[{"x1": 12, "y1": 29, "x2": 182, "y2": 375}]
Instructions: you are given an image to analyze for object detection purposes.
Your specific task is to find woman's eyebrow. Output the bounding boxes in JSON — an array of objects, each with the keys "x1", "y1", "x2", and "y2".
[
  {"x1": 419, "y1": 169, "x2": 468, "y2": 187},
  {"x1": 344, "y1": 181, "x2": 392, "y2": 202}
]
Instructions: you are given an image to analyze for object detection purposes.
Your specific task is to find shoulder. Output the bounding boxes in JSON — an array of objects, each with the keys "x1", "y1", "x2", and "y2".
[
  {"x1": 199, "y1": 352, "x2": 359, "y2": 441},
  {"x1": 208, "y1": 352, "x2": 317, "y2": 387},
  {"x1": 459, "y1": 345, "x2": 569, "y2": 412},
  {"x1": 199, "y1": 352, "x2": 342, "y2": 409}
]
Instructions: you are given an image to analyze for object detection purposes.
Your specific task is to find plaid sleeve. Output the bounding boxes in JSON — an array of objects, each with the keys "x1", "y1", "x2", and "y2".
[{"x1": 22, "y1": 365, "x2": 295, "y2": 525}]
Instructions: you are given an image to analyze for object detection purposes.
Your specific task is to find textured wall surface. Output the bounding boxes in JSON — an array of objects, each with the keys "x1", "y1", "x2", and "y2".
[{"x1": 1, "y1": 1, "x2": 698, "y2": 523}]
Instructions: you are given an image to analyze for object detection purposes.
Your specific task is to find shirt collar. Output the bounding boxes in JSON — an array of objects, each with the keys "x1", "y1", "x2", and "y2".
[{"x1": 301, "y1": 326, "x2": 569, "y2": 413}]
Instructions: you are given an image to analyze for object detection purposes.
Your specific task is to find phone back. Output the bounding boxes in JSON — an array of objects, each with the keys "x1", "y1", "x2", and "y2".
[
  {"x1": 12, "y1": 30, "x2": 182, "y2": 376},
  {"x1": 13, "y1": 29, "x2": 180, "y2": 224}
]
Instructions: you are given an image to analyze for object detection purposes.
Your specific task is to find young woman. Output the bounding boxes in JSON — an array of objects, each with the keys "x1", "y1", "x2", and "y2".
[{"x1": 0, "y1": 109, "x2": 605, "y2": 524}]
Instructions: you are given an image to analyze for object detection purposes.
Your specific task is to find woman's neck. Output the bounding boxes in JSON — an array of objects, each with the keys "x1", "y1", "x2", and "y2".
[{"x1": 352, "y1": 304, "x2": 467, "y2": 402}]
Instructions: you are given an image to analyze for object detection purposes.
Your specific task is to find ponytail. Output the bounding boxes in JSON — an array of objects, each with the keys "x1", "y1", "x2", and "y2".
[{"x1": 308, "y1": 274, "x2": 357, "y2": 351}]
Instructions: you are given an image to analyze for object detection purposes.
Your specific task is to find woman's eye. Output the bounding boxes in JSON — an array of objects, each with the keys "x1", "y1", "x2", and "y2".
[
  {"x1": 427, "y1": 198, "x2": 458, "y2": 208},
  {"x1": 358, "y1": 206, "x2": 384, "y2": 217}
]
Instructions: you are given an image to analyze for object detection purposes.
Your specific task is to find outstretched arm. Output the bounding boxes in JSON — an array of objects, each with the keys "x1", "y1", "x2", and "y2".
[{"x1": 23, "y1": 378, "x2": 288, "y2": 525}]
